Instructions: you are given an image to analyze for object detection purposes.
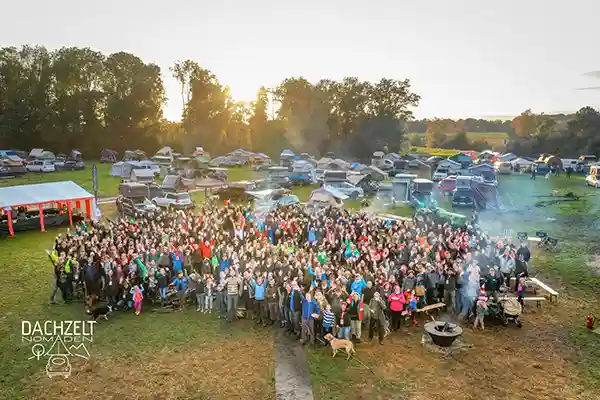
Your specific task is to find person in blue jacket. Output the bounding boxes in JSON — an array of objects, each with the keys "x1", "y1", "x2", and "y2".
[
  {"x1": 350, "y1": 274, "x2": 367, "y2": 296},
  {"x1": 251, "y1": 273, "x2": 268, "y2": 325},
  {"x1": 307, "y1": 265, "x2": 328, "y2": 288},
  {"x1": 300, "y1": 291, "x2": 320, "y2": 345},
  {"x1": 172, "y1": 250, "x2": 184, "y2": 273},
  {"x1": 171, "y1": 271, "x2": 188, "y2": 309},
  {"x1": 307, "y1": 223, "x2": 317, "y2": 244},
  {"x1": 219, "y1": 253, "x2": 230, "y2": 272}
]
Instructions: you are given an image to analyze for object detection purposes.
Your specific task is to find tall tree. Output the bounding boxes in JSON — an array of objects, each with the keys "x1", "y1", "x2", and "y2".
[
  {"x1": 248, "y1": 87, "x2": 269, "y2": 151},
  {"x1": 175, "y1": 61, "x2": 232, "y2": 154},
  {"x1": 426, "y1": 119, "x2": 447, "y2": 148},
  {"x1": 511, "y1": 109, "x2": 538, "y2": 138},
  {"x1": 103, "y1": 52, "x2": 165, "y2": 154}
]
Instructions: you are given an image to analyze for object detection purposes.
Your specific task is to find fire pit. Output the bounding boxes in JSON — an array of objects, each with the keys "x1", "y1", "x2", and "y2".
[{"x1": 424, "y1": 321, "x2": 463, "y2": 347}]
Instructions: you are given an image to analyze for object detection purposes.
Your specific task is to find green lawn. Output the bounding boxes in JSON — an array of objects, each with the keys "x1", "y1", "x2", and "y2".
[
  {"x1": 0, "y1": 163, "x2": 122, "y2": 197},
  {"x1": 0, "y1": 230, "x2": 274, "y2": 400},
  {"x1": 410, "y1": 147, "x2": 464, "y2": 157},
  {"x1": 3, "y1": 173, "x2": 600, "y2": 400},
  {"x1": 409, "y1": 131, "x2": 509, "y2": 147},
  {"x1": 0, "y1": 164, "x2": 261, "y2": 199}
]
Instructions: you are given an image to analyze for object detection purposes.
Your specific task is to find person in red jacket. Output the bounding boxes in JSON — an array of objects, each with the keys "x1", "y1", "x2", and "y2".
[
  {"x1": 199, "y1": 238, "x2": 214, "y2": 260},
  {"x1": 387, "y1": 285, "x2": 406, "y2": 331}
]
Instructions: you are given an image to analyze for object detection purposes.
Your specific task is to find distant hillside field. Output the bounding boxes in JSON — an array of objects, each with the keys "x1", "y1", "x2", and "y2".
[{"x1": 408, "y1": 131, "x2": 509, "y2": 146}]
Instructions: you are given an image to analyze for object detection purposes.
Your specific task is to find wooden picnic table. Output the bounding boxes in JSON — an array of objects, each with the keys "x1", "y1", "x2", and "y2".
[{"x1": 529, "y1": 277, "x2": 559, "y2": 303}]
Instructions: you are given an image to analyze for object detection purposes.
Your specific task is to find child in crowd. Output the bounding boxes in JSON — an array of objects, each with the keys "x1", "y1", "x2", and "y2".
[
  {"x1": 517, "y1": 277, "x2": 527, "y2": 313},
  {"x1": 474, "y1": 299, "x2": 487, "y2": 330}
]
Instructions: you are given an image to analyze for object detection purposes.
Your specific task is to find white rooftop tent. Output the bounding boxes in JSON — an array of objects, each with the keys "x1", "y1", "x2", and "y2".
[
  {"x1": 131, "y1": 169, "x2": 155, "y2": 183},
  {"x1": 0, "y1": 181, "x2": 96, "y2": 236}
]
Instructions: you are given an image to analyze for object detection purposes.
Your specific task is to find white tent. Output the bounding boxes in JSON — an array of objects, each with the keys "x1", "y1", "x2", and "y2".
[
  {"x1": 0, "y1": 181, "x2": 94, "y2": 209},
  {"x1": 0, "y1": 181, "x2": 96, "y2": 236},
  {"x1": 110, "y1": 161, "x2": 125, "y2": 177},
  {"x1": 510, "y1": 157, "x2": 534, "y2": 166}
]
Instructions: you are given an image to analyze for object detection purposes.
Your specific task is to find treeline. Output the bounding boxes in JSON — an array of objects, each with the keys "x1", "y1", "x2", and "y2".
[
  {"x1": 2, "y1": 46, "x2": 598, "y2": 159},
  {"x1": 409, "y1": 109, "x2": 600, "y2": 156},
  {"x1": 0, "y1": 45, "x2": 420, "y2": 159},
  {"x1": 506, "y1": 108, "x2": 600, "y2": 156},
  {"x1": 406, "y1": 118, "x2": 513, "y2": 134},
  {"x1": 0, "y1": 46, "x2": 166, "y2": 156},
  {"x1": 173, "y1": 62, "x2": 420, "y2": 158}
]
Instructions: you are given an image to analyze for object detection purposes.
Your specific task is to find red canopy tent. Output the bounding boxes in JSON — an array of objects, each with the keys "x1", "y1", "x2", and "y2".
[{"x1": 0, "y1": 181, "x2": 95, "y2": 237}]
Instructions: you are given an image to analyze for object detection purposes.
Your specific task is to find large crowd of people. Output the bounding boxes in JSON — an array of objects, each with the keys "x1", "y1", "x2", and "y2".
[{"x1": 47, "y1": 199, "x2": 531, "y2": 345}]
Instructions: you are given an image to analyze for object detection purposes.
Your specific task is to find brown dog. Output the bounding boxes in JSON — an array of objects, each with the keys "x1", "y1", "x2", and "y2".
[{"x1": 324, "y1": 333, "x2": 355, "y2": 360}]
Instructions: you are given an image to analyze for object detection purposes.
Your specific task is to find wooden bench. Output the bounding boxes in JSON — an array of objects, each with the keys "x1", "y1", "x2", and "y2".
[
  {"x1": 416, "y1": 302, "x2": 446, "y2": 315},
  {"x1": 521, "y1": 296, "x2": 547, "y2": 309},
  {"x1": 530, "y1": 277, "x2": 559, "y2": 303}
]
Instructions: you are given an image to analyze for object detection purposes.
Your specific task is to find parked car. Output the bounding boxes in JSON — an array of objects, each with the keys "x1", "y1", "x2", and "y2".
[
  {"x1": 53, "y1": 157, "x2": 66, "y2": 169},
  {"x1": 255, "y1": 194, "x2": 300, "y2": 213},
  {"x1": 452, "y1": 188, "x2": 475, "y2": 208},
  {"x1": 116, "y1": 196, "x2": 158, "y2": 217},
  {"x1": 26, "y1": 160, "x2": 56, "y2": 173},
  {"x1": 152, "y1": 192, "x2": 195, "y2": 209},
  {"x1": 266, "y1": 175, "x2": 292, "y2": 189},
  {"x1": 585, "y1": 174, "x2": 599, "y2": 188},
  {"x1": 289, "y1": 172, "x2": 313, "y2": 186},
  {"x1": 253, "y1": 162, "x2": 273, "y2": 172},
  {"x1": 323, "y1": 181, "x2": 364, "y2": 199},
  {"x1": 63, "y1": 159, "x2": 85, "y2": 171},
  {"x1": 438, "y1": 176, "x2": 457, "y2": 195},
  {"x1": 432, "y1": 167, "x2": 450, "y2": 181}
]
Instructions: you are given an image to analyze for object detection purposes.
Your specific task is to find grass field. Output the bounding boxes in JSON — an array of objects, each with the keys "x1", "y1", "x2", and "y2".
[
  {"x1": 2, "y1": 169, "x2": 600, "y2": 399},
  {"x1": 307, "y1": 174, "x2": 600, "y2": 399},
  {"x1": 0, "y1": 231, "x2": 275, "y2": 400},
  {"x1": 0, "y1": 164, "x2": 261, "y2": 199},
  {"x1": 0, "y1": 163, "x2": 122, "y2": 197},
  {"x1": 409, "y1": 131, "x2": 509, "y2": 147}
]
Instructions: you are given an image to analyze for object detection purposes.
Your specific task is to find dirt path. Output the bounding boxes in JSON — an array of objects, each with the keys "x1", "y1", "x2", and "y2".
[{"x1": 275, "y1": 331, "x2": 314, "y2": 400}]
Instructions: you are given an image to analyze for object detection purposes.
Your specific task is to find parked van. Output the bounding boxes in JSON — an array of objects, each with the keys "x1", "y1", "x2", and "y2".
[
  {"x1": 579, "y1": 155, "x2": 597, "y2": 165},
  {"x1": 26, "y1": 160, "x2": 55, "y2": 173},
  {"x1": 561, "y1": 159, "x2": 580, "y2": 171},
  {"x1": 432, "y1": 167, "x2": 449, "y2": 181}
]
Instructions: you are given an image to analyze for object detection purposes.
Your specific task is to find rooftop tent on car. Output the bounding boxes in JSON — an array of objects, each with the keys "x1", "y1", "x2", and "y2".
[
  {"x1": 119, "y1": 182, "x2": 149, "y2": 197},
  {"x1": 323, "y1": 170, "x2": 348, "y2": 183}
]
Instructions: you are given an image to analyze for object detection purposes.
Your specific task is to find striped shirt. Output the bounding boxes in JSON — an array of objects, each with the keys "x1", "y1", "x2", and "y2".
[
  {"x1": 226, "y1": 277, "x2": 241, "y2": 296},
  {"x1": 322, "y1": 309, "x2": 335, "y2": 328}
]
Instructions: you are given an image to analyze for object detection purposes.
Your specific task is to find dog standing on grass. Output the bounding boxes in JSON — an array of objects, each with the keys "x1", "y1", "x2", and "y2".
[
  {"x1": 86, "y1": 295, "x2": 110, "y2": 321},
  {"x1": 324, "y1": 333, "x2": 355, "y2": 360}
]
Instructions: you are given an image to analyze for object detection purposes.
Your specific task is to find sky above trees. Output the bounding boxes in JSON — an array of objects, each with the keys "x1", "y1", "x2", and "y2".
[{"x1": 1, "y1": 0, "x2": 600, "y2": 121}]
